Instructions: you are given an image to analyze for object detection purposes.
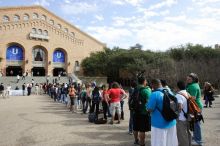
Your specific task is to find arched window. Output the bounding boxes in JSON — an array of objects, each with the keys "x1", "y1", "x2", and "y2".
[
  {"x1": 43, "y1": 30, "x2": 48, "y2": 36},
  {"x1": 64, "y1": 28, "x2": 68, "y2": 33},
  {"x1": 33, "y1": 13, "x2": 38, "y2": 19},
  {"x1": 41, "y1": 15, "x2": 46, "y2": 21},
  {"x1": 23, "y1": 14, "x2": 29, "y2": 21},
  {"x1": 14, "y1": 15, "x2": 20, "y2": 22},
  {"x1": 3, "y1": 15, "x2": 10, "y2": 22},
  {"x1": 57, "y1": 24, "x2": 61, "y2": 29},
  {"x1": 49, "y1": 19, "x2": 54, "y2": 25},
  {"x1": 32, "y1": 48, "x2": 45, "y2": 62},
  {"x1": 70, "y1": 32, "x2": 75, "y2": 37},
  {"x1": 6, "y1": 45, "x2": 23, "y2": 61},
  {"x1": 37, "y1": 29, "x2": 42, "y2": 34},
  {"x1": 75, "y1": 61, "x2": 79, "y2": 67},
  {"x1": 32, "y1": 28, "x2": 37, "y2": 33}
]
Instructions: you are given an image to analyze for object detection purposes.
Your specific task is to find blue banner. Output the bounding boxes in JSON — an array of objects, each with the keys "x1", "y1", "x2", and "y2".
[
  {"x1": 6, "y1": 45, "x2": 23, "y2": 61},
  {"x1": 53, "y1": 50, "x2": 65, "y2": 63}
]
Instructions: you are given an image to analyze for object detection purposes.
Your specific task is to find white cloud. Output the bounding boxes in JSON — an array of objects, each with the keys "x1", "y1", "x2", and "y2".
[
  {"x1": 61, "y1": 2, "x2": 98, "y2": 15},
  {"x1": 34, "y1": 0, "x2": 53, "y2": 7},
  {"x1": 148, "y1": 0, "x2": 177, "y2": 10},
  {"x1": 87, "y1": 26, "x2": 133, "y2": 48},
  {"x1": 94, "y1": 15, "x2": 104, "y2": 21},
  {"x1": 111, "y1": 0, "x2": 144, "y2": 6},
  {"x1": 192, "y1": 0, "x2": 220, "y2": 6}
]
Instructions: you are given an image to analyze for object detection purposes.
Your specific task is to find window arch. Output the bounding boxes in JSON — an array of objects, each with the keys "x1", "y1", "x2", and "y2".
[
  {"x1": 37, "y1": 29, "x2": 42, "y2": 34},
  {"x1": 32, "y1": 28, "x2": 37, "y2": 33},
  {"x1": 64, "y1": 28, "x2": 68, "y2": 33},
  {"x1": 23, "y1": 14, "x2": 29, "y2": 21},
  {"x1": 70, "y1": 32, "x2": 75, "y2": 37},
  {"x1": 75, "y1": 61, "x2": 79, "y2": 67},
  {"x1": 14, "y1": 15, "x2": 20, "y2": 22},
  {"x1": 3, "y1": 15, "x2": 10, "y2": 22},
  {"x1": 33, "y1": 13, "x2": 38, "y2": 19},
  {"x1": 53, "y1": 50, "x2": 65, "y2": 63},
  {"x1": 43, "y1": 30, "x2": 48, "y2": 36},
  {"x1": 41, "y1": 15, "x2": 47, "y2": 21},
  {"x1": 49, "y1": 19, "x2": 54, "y2": 25},
  {"x1": 57, "y1": 24, "x2": 62, "y2": 29}
]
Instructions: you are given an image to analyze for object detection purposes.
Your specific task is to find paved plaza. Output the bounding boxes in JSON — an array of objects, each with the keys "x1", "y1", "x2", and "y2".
[{"x1": 0, "y1": 94, "x2": 220, "y2": 146}]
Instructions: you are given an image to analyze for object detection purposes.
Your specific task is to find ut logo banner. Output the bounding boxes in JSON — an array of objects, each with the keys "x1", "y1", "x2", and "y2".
[
  {"x1": 6, "y1": 45, "x2": 23, "y2": 61},
  {"x1": 56, "y1": 52, "x2": 62, "y2": 59},
  {"x1": 53, "y1": 50, "x2": 65, "y2": 63}
]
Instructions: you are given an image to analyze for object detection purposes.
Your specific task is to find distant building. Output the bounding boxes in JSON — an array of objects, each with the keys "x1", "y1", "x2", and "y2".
[
  {"x1": 0, "y1": 6, "x2": 105, "y2": 76},
  {"x1": 215, "y1": 44, "x2": 220, "y2": 49}
]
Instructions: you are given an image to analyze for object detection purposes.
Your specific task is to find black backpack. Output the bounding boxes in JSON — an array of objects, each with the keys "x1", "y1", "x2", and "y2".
[
  {"x1": 156, "y1": 89, "x2": 179, "y2": 121},
  {"x1": 129, "y1": 87, "x2": 145, "y2": 113}
]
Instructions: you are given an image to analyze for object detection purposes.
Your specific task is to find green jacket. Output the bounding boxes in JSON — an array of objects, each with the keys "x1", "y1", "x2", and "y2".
[
  {"x1": 138, "y1": 85, "x2": 151, "y2": 115},
  {"x1": 186, "y1": 82, "x2": 203, "y2": 109}
]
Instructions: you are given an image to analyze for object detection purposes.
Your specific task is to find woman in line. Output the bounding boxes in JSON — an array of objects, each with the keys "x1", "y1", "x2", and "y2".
[{"x1": 203, "y1": 82, "x2": 215, "y2": 108}]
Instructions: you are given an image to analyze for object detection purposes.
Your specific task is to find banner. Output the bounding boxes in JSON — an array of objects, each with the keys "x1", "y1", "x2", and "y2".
[
  {"x1": 6, "y1": 45, "x2": 23, "y2": 61},
  {"x1": 53, "y1": 50, "x2": 65, "y2": 63}
]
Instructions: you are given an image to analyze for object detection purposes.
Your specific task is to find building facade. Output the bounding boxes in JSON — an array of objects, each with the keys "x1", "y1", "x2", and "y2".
[{"x1": 0, "y1": 6, "x2": 105, "y2": 76}]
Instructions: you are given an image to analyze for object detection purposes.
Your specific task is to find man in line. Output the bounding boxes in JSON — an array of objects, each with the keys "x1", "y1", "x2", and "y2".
[
  {"x1": 186, "y1": 73, "x2": 203, "y2": 145},
  {"x1": 176, "y1": 81, "x2": 191, "y2": 146},
  {"x1": 0, "y1": 83, "x2": 5, "y2": 98},
  {"x1": 133, "y1": 76, "x2": 151, "y2": 146},
  {"x1": 147, "y1": 79, "x2": 178, "y2": 146}
]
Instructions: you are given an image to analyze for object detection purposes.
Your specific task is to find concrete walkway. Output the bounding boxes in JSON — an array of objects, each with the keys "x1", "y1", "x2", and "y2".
[{"x1": 0, "y1": 95, "x2": 219, "y2": 146}]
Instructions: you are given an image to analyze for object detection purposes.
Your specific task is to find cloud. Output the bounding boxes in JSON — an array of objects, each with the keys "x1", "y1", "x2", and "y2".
[
  {"x1": 111, "y1": 0, "x2": 144, "y2": 6},
  {"x1": 94, "y1": 15, "x2": 104, "y2": 21},
  {"x1": 148, "y1": 0, "x2": 177, "y2": 10},
  {"x1": 33, "y1": 0, "x2": 53, "y2": 7},
  {"x1": 61, "y1": 2, "x2": 98, "y2": 15}
]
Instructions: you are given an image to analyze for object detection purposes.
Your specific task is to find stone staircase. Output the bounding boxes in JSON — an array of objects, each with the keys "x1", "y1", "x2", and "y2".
[{"x1": 0, "y1": 74, "x2": 80, "y2": 89}]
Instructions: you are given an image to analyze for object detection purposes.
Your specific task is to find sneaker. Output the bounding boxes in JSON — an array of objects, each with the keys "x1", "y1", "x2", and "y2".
[
  {"x1": 128, "y1": 131, "x2": 133, "y2": 135},
  {"x1": 116, "y1": 121, "x2": 120, "y2": 124},
  {"x1": 191, "y1": 140, "x2": 199, "y2": 145}
]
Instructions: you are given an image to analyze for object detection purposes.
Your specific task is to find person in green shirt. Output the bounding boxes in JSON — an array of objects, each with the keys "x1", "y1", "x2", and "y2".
[
  {"x1": 186, "y1": 73, "x2": 203, "y2": 145},
  {"x1": 133, "y1": 76, "x2": 151, "y2": 146}
]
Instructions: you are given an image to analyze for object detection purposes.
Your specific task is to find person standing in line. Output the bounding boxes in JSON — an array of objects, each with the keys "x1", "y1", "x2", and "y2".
[
  {"x1": 102, "y1": 84, "x2": 109, "y2": 120},
  {"x1": 128, "y1": 82, "x2": 136, "y2": 135},
  {"x1": 22, "y1": 72, "x2": 25, "y2": 80},
  {"x1": 35, "y1": 83, "x2": 39, "y2": 95},
  {"x1": 0, "y1": 83, "x2": 5, "y2": 98},
  {"x1": 31, "y1": 79, "x2": 34, "y2": 87},
  {"x1": 132, "y1": 77, "x2": 151, "y2": 146},
  {"x1": 147, "y1": 79, "x2": 178, "y2": 146},
  {"x1": 58, "y1": 74, "x2": 61, "y2": 80},
  {"x1": 27, "y1": 84, "x2": 32, "y2": 96},
  {"x1": 22, "y1": 83, "x2": 26, "y2": 96},
  {"x1": 176, "y1": 81, "x2": 191, "y2": 146},
  {"x1": 69, "y1": 85, "x2": 76, "y2": 112},
  {"x1": 186, "y1": 73, "x2": 203, "y2": 146},
  {"x1": 106, "y1": 82, "x2": 127, "y2": 124},
  {"x1": 5, "y1": 84, "x2": 11, "y2": 98},
  {"x1": 17, "y1": 74, "x2": 20, "y2": 83}
]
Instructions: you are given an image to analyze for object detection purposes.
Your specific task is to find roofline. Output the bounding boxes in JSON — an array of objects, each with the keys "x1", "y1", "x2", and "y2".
[{"x1": 0, "y1": 5, "x2": 106, "y2": 47}]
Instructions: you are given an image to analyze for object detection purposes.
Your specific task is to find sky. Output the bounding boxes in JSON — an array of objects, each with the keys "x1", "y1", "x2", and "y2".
[{"x1": 1, "y1": 0, "x2": 220, "y2": 51}]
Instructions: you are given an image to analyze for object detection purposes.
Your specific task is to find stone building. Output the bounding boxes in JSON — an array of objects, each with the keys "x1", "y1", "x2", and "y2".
[{"x1": 0, "y1": 5, "x2": 105, "y2": 76}]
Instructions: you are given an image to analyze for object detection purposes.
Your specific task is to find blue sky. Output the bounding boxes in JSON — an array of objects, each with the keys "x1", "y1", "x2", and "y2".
[{"x1": 1, "y1": 0, "x2": 220, "y2": 51}]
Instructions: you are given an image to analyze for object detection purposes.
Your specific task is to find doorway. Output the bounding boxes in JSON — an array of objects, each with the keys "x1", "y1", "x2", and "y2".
[
  {"x1": 32, "y1": 67, "x2": 45, "y2": 76},
  {"x1": 6, "y1": 66, "x2": 23, "y2": 76}
]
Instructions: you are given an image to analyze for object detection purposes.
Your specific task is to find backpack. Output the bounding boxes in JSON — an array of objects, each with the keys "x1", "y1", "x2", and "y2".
[
  {"x1": 92, "y1": 92, "x2": 101, "y2": 103},
  {"x1": 156, "y1": 89, "x2": 179, "y2": 121},
  {"x1": 128, "y1": 87, "x2": 145, "y2": 113},
  {"x1": 178, "y1": 92, "x2": 204, "y2": 123},
  {"x1": 88, "y1": 113, "x2": 96, "y2": 123}
]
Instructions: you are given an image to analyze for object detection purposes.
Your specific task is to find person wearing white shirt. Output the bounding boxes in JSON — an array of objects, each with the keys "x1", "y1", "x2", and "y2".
[
  {"x1": 176, "y1": 81, "x2": 191, "y2": 146},
  {"x1": 5, "y1": 84, "x2": 11, "y2": 98}
]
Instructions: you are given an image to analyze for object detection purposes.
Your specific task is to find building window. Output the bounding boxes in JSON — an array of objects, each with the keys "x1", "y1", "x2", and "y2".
[
  {"x1": 32, "y1": 28, "x2": 37, "y2": 33},
  {"x1": 43, "y1": 30, "x2": 48, "y2": 36},
  {"x1": 14, "y1": 15, "x2": 20, "y2": 22},
  {"x1": 57, "y1": 24, "x2": 61, "y2": 29},
  {"x1": 41, "y1": 15, "x2": 46, "y2": 21},
  {"x1": 3, "y1": 15, "x2": 10, "y2": 22},
  {"x1": 64, "y1": 28, "x2": 68, "y2": 33},
  {"x1": 70, "y1": 32, "x2": 75, "y2": 37},
  {"x1": 32, "y1": 48, "x2": 45, "y2": 62},
  {"x1": 37, "y1": 29, "x2": 42, "y2": 34},
  {"x1": 23, "y1": 14, "x2": 29, "y2": 21},
  {"x1": 75, "y1": 61, "x2": 79, "y2": 67},
  {"x1": 49, "y1": 19, "x2": 54, "y2": 25},
  {"x1": 33, "y1": 13, "x2": 38, "y2": 19}
]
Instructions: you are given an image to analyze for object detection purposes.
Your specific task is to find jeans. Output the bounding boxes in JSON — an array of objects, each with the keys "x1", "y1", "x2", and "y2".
[
  {"x1": 102, "y1": 101, "x2": 108, "y2": 119},
  {"x1": 129, "y1": 110, "x2": 134, "y2": 133},
  {"x1": 194, "y1": 121, "x2": 202, "y2": 145},
  {"x1": 60, "y1": 94, "x2": 66, "y2": 103},
  {"x1": 120, "y1": 100, "x2": 124, "y2": 119}
]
